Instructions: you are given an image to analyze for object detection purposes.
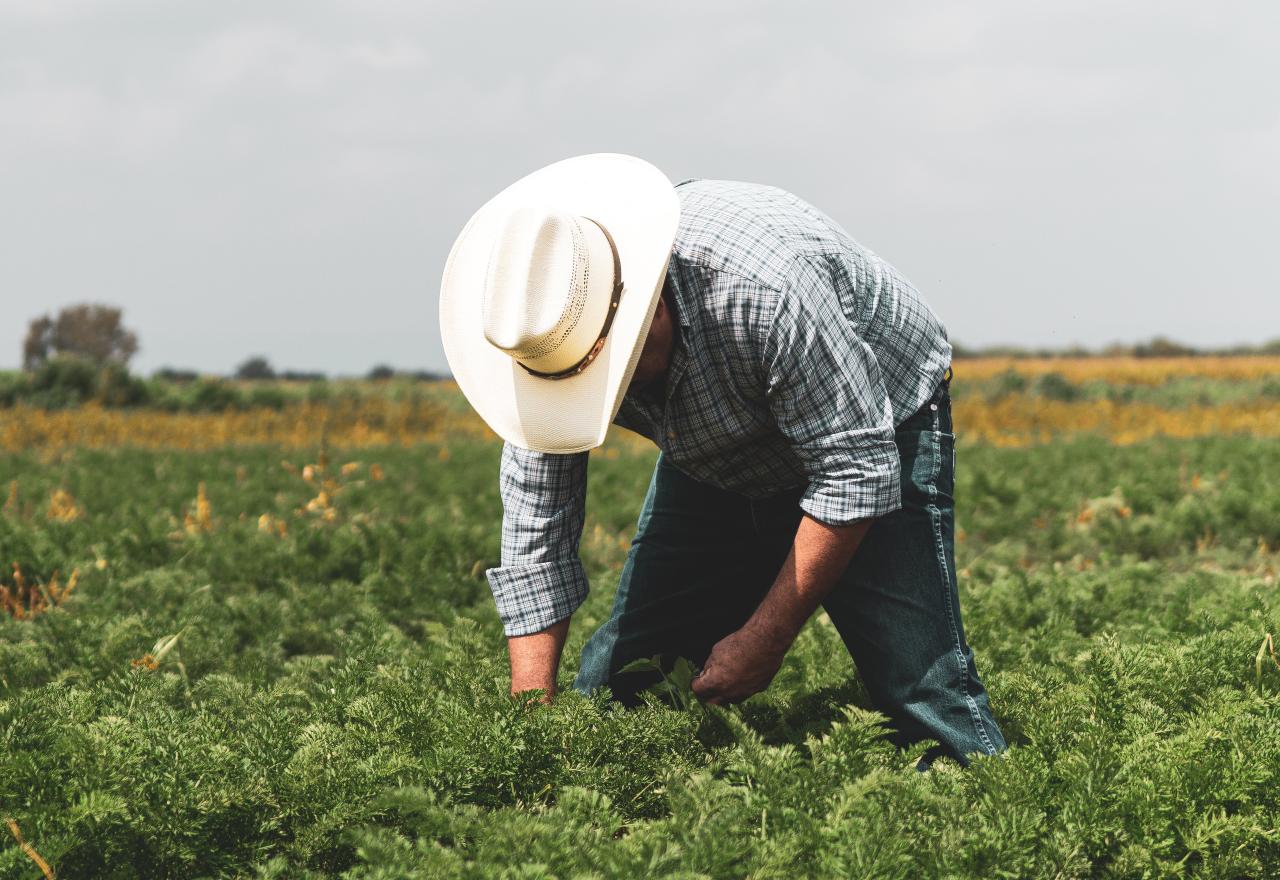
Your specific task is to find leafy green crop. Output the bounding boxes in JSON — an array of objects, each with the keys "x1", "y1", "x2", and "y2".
[
  {"x1": 617, "y1": 656, "x2": 703, "y2": 712},
  {"x1": 1, "y1": 435, "x2": 1279, "y2": 878}
]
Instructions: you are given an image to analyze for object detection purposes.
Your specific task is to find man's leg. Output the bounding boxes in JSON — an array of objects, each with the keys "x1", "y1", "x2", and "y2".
[
  {"x1": 574, "y1": 452, "x2": 778, "y2": 704},
  {"x1": 818, "y1": 377, "x2": 1006, "y2": 765},
  {"x1": 575, "y1": 381, "x2": 1006, "y2": 763}
]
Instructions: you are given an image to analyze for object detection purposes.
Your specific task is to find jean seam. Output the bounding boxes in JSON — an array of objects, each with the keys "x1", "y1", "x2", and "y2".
[{"x1": 928, "y1": 406, "x2": 997, "y2": 756}]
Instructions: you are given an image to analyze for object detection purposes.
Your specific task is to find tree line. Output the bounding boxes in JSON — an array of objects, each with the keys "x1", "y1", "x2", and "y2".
[
  {"x1": 8, "y1": 302, "x2": 1278, "y2": 411},
  {"x1": 22, "y1": 303, "x2": 448, "y2": 381},
  {"x1": 4, "y1": 304, "x2": 448, "y2": 410}
]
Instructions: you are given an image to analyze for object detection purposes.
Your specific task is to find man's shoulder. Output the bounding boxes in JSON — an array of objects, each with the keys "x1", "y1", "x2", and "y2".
[
  {"x1": 671, "y1": 179, "x2": 811, "y2": 292},
  {"x1": 675, "y1": 177, "x2": 789, "y2": 197},
  {"x1": 674, "y1": 178, "x2": 805, "y2": 233}
]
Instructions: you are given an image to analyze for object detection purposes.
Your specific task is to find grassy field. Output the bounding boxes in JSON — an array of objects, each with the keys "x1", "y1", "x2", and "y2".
[{"x1": 3, "y1": 365, "x2": 1280, "y2": 877}]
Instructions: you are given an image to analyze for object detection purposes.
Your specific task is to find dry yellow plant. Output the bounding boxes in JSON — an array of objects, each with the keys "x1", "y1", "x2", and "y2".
[
  {"x1": 0, "y1": 365, "x2": 1277, "y2": 451},
  {"x1": 1, "y1": 563, "x2": 79, "y2": 620},
  {"x1": 183, "y1": 482, "x2": 214, "y2": 535},
  {"x1": 0, "y1": 395, "x2": 492, "y2": 453},
  {"x1": 957, "y1": 356, "x2": 1280, "y2": 385},
  {"x1": 4, "y1": 817, "x2": 55, "y2": 880},
  {"x1": 955, "y1": 397, "x2": 1280, "y2": 446},
  {"x1": 46, "y1": 488, "x2": 83, "y2": 522}
]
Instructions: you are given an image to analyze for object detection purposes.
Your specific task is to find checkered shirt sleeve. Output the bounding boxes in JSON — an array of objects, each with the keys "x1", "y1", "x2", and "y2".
[
  {"x1": 484, "y1": 441, "x2": 590, "y2": 636},
  {"x1": 763, "y1": 256, "x2": 902, "y2": 524}
]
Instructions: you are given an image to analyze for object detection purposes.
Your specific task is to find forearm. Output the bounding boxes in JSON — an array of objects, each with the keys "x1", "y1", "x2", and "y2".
[
  {"x1": 491, "y1": 443, "x2": 591, "y2": 700},
  {"x1": 746, "y1": 513, "x2": 873, "y2": 645},
  {"x1": 691, "y1": 512, "x2": 874, "y2": 705},
  {"x1": 507, "y1": 616, "x2": 571, "y2": 699}
]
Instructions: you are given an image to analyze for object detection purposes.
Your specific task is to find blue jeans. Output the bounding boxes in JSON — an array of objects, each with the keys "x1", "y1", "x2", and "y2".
[{"x1": 574, "y1": 376, "x2": 1006, "y2": 765}]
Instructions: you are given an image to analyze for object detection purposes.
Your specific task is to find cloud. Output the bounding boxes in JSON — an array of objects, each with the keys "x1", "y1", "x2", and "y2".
[
  {"x1": 186, "y1": 24, "x2": 341, "y2": 93},
  {"x1": 0, "y1": 0, "x2": 1276, "y2": 373},
  {"x1": 347, "y1": 39, "x2": 427, "y2": 72}
]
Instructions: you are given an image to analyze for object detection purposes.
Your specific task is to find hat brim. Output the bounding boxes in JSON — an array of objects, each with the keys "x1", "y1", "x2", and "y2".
[{"x1": 439, "y1": 153, "x2": 679, "y2": 453}]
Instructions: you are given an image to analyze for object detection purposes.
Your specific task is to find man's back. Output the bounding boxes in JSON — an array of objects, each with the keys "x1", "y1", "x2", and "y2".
[
  {"x1": 615, "y1": 178, "x2": 951, "y2": 504},
  {"x1": 664, "y1": 179, "x2": 950, "y2": 421}
]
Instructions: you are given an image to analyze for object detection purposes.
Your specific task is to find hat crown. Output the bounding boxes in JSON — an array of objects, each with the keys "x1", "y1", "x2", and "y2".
[{"x1": 482, "y1": 207, "x2": 596, "y2": 364}]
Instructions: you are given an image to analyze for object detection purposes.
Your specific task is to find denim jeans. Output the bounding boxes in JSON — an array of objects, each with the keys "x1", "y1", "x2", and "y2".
[{"x1": 573, "y1": 375, "x2": 1006, "y2": 765}]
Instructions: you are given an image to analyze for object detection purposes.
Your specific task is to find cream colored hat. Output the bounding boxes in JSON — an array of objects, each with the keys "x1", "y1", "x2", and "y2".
[{"x1": 439, "y1": 153, "x2": 679, "y2": 453}]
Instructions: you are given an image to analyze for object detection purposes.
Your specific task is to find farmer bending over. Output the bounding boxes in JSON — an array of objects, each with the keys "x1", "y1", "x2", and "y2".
[{"x1": 439, "y1": 154, "x2": 1006, "y2": 766}]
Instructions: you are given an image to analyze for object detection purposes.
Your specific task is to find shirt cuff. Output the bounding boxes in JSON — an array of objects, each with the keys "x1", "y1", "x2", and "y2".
[
  {"x1": 798, "y1": 446, "x2": 903, "y2": 526},
  {"x1": 485, "y1": 557, "x2": 590, "y2": 637}
]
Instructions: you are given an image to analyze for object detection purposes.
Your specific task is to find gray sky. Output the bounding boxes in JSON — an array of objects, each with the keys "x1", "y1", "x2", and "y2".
[{"x1": 2, "y1": 1, "x2": 1277, "y2": 375}]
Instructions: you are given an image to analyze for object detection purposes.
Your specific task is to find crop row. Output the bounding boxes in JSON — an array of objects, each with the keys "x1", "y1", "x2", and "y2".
[{"x1": 2, "y1": 436, "x2": 1279, "y2": 876}]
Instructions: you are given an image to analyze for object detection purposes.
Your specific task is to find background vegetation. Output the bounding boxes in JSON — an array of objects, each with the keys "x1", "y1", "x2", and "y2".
[{"x1": 3, "y1": 302, "x2": 1277, "y2": 414}]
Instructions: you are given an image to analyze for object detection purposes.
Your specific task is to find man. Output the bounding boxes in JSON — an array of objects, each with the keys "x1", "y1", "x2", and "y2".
[{"x1": 439, "y1": 154, "x2": 1005, "y2": 765}]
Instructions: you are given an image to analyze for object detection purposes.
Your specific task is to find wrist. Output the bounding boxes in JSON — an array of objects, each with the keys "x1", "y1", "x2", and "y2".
[
  {"x1": 509, "y1": 660, "x2": 557, "y2": 695},
  {"x1": 743, "y1": 607, "x2": 801, "y2": 654},
  {"x1": 507, "y1": 616, "x2": 571, "y2": 700}
]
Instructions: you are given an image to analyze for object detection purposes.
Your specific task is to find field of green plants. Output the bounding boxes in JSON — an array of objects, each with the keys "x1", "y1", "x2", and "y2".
[{"x1": 3, "y1": 423, "x2": 1280, "y2": 877}]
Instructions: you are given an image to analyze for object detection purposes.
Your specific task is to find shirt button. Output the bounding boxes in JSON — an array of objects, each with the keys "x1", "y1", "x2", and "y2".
[
  {"x1": 930, "y1": 403, "x2": 938, "y2": 411},
  {"x1": 666, "y1": 429, "x2": 677, "y2": 439}
]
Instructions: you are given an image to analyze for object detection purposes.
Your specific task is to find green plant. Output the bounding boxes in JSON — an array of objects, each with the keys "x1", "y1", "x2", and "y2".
[
  {"x1": 28, "y1": 355, "x2": 98, "y2": 407},
  {"x1": 1, "y1": 421, "x2": 1279, "y2": 877},
  {"x1": 617, "y1": 655, "x2": 703, "y2": 712}
]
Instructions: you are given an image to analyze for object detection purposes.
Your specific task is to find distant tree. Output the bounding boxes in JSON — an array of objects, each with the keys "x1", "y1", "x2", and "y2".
[
  {"x1": 1133, "y1": 337, "x2": 1197, "y2": 358},
  {"x1": 367, "y1": 364, "x2": 396, "y2": 381},
  {"x1": 22, "y1": 317, "x2": 52, "y2": 370},
  {"x1": 23, "y1": 303, "x2": 139, "y2": 370},
  {"x1": 153, "y1": 367, "x2": 199, "y2": 383},
  {"x1": 1033, "y1": 371, "x2": 1082, "y2": 402},
  {"x1": 235, "y1": 356, "x2": 276, "y2": 380},
  {"x1": 280, "y1": 370, "x2": 326, "y2": 382}
]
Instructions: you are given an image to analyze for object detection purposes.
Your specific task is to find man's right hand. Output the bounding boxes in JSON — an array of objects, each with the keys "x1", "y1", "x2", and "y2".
[{"x1": 507, "y1": 617, "x2": 571, "y2": 703}]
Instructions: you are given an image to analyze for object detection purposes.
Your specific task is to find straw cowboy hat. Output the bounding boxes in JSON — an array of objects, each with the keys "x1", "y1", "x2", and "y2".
[{"x1": 439, "y1": 153, "x2": 679, "y2": 453}]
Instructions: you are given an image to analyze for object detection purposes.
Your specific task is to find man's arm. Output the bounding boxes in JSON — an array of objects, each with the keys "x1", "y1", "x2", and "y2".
[
  {"x1": 691, "y1": 256, "x2": 903, "y2": 704},
  {"x1": 486, "y1": 442, "x2": 591, "y2": 699},
  {"x1": 508, "y1": 617, "x2": 571, "y2": 700},
  {"x1": 691, "y1": 513, "x2": 872, "y2": 705}
]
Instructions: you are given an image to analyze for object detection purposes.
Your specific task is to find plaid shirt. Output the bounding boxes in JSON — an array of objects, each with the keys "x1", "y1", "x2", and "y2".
[{"x1": 487, "y1": 179, "x2": 952, "y2": 636}]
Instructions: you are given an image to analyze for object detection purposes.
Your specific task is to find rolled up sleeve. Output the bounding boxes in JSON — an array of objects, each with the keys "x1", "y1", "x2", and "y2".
[
  {"x1": 485, "y1": 441, "x2": 591, "y2": 636},
  {"x1": 763, "y1": 256, "x2": 902, "y2": 525}
]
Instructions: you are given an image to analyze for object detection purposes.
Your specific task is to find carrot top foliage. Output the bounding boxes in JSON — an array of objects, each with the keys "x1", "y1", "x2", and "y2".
[{"x1": 1, "y1": 435, "x2": 1279, "y2": 878}]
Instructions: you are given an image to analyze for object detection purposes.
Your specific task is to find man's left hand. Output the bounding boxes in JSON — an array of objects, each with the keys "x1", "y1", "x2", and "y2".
[{"x1": 691, "y1": 622, "x2": 790, "y2": 706}]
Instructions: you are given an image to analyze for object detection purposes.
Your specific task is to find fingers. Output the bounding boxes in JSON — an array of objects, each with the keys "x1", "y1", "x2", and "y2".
[
  {"x1": 692, "y1": 667, "x2": 734, "y2": 705},
  {"x1": 691, "y1": 666, "x2": 718, "y2": 701}
]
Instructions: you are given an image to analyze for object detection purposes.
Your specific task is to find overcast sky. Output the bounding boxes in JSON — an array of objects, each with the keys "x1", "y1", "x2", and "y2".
[{"x1": 2, "y1": 1, "x2": 1277, "y2": 375}]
